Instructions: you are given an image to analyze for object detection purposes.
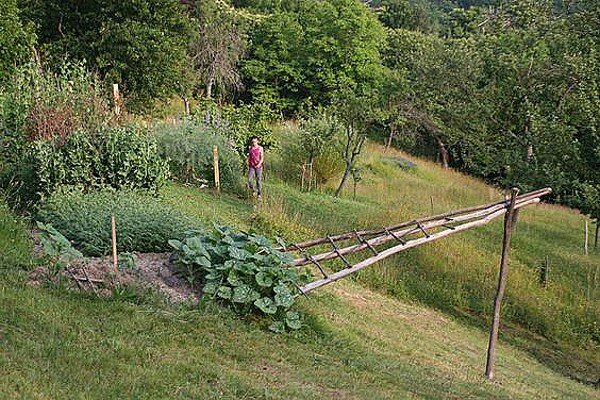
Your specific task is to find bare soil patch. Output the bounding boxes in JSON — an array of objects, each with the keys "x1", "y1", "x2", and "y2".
[{"x1": 28, "y1": 250, "x2": 202, "y2": 304}]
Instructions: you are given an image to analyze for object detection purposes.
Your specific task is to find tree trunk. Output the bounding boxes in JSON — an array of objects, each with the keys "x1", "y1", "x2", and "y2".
[
  {"x1": 335, "y1": 162, "x2": 353, "y2": 198},
  {"x1": 526, "y1": 144, "x2": 534, "y2": 162},
  {"x1": 206, "y1": 77, "x2": 214, "y2": 99},
  {"x1": 386, "y1": 124, "x2": 397, "y2": 150},
  {"x1": 436, "y1": 138, "x2": 449, "y2": 169}
]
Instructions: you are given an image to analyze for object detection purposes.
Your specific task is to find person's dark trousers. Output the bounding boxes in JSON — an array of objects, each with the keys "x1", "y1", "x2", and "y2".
[{"x1": 248, "y1": 166, "x2": 263, "y2": 196}]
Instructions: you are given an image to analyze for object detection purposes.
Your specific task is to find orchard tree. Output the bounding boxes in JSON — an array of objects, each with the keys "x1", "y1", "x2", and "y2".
[{"x1": 190, "y1": 0, "x2": 246, "y2": 99}]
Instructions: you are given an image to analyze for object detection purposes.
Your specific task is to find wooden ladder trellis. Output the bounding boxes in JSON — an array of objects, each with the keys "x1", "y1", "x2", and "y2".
[{"x1": 285, "y1": 188, "x2": 552, "y2": 296}]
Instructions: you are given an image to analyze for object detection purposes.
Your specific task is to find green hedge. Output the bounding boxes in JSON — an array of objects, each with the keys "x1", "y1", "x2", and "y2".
[{"x1": 37, "y1": 189, "x2": 197, "y2": 256}]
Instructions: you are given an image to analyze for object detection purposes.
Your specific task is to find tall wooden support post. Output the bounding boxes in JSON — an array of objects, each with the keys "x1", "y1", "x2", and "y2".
[
  {"x1": 112, "y1": 84, "x2": 121, "y2": 116},
  {"x1": 213, "y1": 145, "x2": 220, "y2": 193},
  {"x1": 485, "y1": 188, "x2": 519, "y2": 380},
  {"x1": 183, "y1": 97, "x2": 190, "y2": 116},
  {"x1": 584, "y1": 219, "x2": 589, "y2": 256},
  {"x1": 111, "y1": 215, "x2": 118, "y2": 273}
]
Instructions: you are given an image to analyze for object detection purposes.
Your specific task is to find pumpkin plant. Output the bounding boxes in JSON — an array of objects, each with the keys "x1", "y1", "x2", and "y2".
[{"x1": 169, "y1": 225, "x2": 311, "y2": 332}]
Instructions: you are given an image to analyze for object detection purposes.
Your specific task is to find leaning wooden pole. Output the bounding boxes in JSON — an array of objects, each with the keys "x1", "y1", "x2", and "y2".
[{"x1": 485, "y1": 188, "x2": 519, "y2": 380}]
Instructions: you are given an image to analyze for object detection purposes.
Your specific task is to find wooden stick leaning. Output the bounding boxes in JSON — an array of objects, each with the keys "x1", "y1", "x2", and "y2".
[
  {"x1": 293, "y1": 189, "x2": 551, "y2": 267},
  {"x1": 485, "y1": 188, "x2": 520, "y2": 380},
  {"x1": 290, "y1": 188, "x2": 551, "y2": 251},
  {"x1": 297, "y1": 197, "x2": 540, "y2": 295}
]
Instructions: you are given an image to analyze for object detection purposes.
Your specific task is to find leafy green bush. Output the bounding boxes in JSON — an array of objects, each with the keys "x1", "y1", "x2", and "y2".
[
  {"x1": 193, "y1": 99, "x2": 276, "y2": 153},
  {"x1": 271, "y1": 117, "x2": 344, "y2": 188},
  {"x1": 35, "y1": 221, "x2": 83, "y2": 282},
  {"x1": 169, "y1": 226, "x2": 311, "y2": 332},
  {"x1": 0, "y1": 62, "x2": 112, "y2": 148},
  {"x1": 4, "y1": 125, "x2": 169, "y2": 209},
  {"x1": 154, "y1": 122, "x2": 243, "y2": 192},
  {"x1": 0, "y1": 62, "x2": 119, "y2": 209},
  {"x1": 38, "y1": 189, "x2": 196, "y2": 256}
]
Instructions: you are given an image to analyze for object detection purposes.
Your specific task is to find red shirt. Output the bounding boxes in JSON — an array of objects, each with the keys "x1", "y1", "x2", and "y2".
[{"x1": 248, "y1": 145, "x2": 263, "y2": 168}]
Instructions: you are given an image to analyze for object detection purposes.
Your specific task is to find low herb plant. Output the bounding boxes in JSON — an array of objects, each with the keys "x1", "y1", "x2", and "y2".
[
  {"x1": 169, "y1": 226, "x2": 311, "y2": 332},
  {"x1": 38, "y1": 188, "x2": 196, "y2": 256}
]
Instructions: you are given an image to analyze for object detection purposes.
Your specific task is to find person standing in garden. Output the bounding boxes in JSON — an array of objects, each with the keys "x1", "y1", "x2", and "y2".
[{"x1": 248, "y1": 136, "x2": 264, "y2": 199}]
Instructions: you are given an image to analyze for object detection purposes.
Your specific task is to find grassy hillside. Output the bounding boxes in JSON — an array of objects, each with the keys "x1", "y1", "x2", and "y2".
[{"x1": 1, "y1": 142, "x2": 599, "y2": 398}]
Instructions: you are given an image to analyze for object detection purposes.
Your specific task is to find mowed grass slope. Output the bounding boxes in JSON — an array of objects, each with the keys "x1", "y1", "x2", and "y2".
[
  {"x1": 1, "y1": 142, "x2": 599, "y2": 398},
  {"x1": 1, "y1": 259, "x2": 598, "y2": 399}
]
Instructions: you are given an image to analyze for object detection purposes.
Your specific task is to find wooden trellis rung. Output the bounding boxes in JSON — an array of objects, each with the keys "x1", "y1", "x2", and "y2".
[
  {"x1": 355, "y1": 230, "x2": 379, "y2": 255},
  {"x1": 327, "y1": 236, "x2": 352, "y2": 268}
]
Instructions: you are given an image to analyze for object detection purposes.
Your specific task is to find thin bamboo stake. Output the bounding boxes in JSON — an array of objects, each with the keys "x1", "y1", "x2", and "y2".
[
  {"x1": 183, "y1": 97, "x2": 190, "y2": 116},
  {"x1": 485, "y1": 188, "x2": 520, "y2": 380},
  {"x1": 111, "y1": 215, "x2": 118, "y2": 273},
  {"x1": 213, "y1": 145, "x2": 220, "y2": 193},
  {"x1": 584, "y1": 219, "x2": 589, "y2": 256},
  {"x1": 112, "y1": 84, "x2": 121, "y2": 116}
]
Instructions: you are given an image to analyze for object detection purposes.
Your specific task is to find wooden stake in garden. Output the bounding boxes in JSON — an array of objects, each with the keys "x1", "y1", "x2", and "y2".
[
  {"x1": 540, "y1": 256, "x2": 550, "y2": 288},
  {"x1": 183, "y1": 97, "x2": 190, "y2": 116},
  {"x1": 112, "y1": 84, "x2": 121, "y2": 116},
  {"x1": 111, "y1": 215, "x2": 118, "y2": 273},
  {"x1": 213, "y1": 145, "x2": 220, "y2": 193},
  {"x1": 584, "y1": 219, "x2": 589, "y2": 256},
  {"x1": 485, "y1": 188, "x2": 519, "y2": 380}
]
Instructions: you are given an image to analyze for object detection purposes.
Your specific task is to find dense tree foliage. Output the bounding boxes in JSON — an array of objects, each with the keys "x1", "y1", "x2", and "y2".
[
  {"x1": 20, "y1": 0, "x2": 193, "y2": 109},
  {"x1": 0, "y1": 0, "x2": 35, "y2": 84},
  {"x1": 1, "y1": 0, "x2": 598, "y2": 214},
  {"x1": 241, "y1": 0, "x2": 386, "y2": 113}
]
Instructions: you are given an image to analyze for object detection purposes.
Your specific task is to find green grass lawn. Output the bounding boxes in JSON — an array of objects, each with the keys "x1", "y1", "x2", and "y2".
[{"x1": 1, "y1": 142, "x2": 599, "y2": 398}]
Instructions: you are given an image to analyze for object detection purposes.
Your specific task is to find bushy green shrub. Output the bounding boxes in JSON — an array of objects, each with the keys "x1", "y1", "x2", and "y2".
[
  {"x1": 0, "y1": 62, "x2": 112, "y2": 147},
  {"x1": 4, "y1": 125, "x2": 169, "y2": 209},
  {"x1": 270, "y1": 116, "x2": 345, "y2": 188},
  {"x1": 38, "y1": 189, "x2": 197, "y2": 256},
  {"x1": 154, "y1": 122, "x2": 243, "y2": 192},
  {"x1": 0, "y1": 62, "x2": 118, "y2": 209},
  {"x1": 193, "y1": 99, "x2": 276, "y2": 153},
  {"x1": 169, "y1": 226, "x2": 311, "y2": 332},
  {"x1": 35, "y1": 221, "x2": 83, "y2": 282}
]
